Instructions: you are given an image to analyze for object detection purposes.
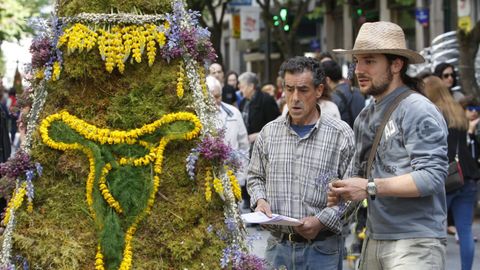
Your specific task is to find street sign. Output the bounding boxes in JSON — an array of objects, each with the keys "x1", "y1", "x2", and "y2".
[
  {"x1": 229, "y1": 0, "x2": 252, "y2": 6},
  {"x1": 415, "y1": 8, "x2": 429, "y2": 27},
  {"x1": 458, "y1": 16, "x2": 472, "y2": 32}
]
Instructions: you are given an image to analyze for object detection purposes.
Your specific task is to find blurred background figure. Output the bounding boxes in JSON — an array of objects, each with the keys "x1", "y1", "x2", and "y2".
[
  {"x1": 261, "y1": 83, "x2": 276, "y2": 97},
  {"x1": 322, "y1": 60, "x2": 365, "y2": 128},
  {"x1": 317, "y1": 51, "x2": 334, "y2": 63},
  {"x1": 460, "y1": 97, "x2": 480, "y2": 143},
  {"x1": 6, "y1": 88, "x2": 19, "y2": 147},
  {"x1": 209, "y1": 63, "x2": 237, "y2": 106},
  {"x1": 434, "y1": 62, "x2": 464, "y2": 102},
  {"x1": 206, "y1": 75, "x2": 250, "y2": 210},
  {"x1": 434, "y1": 62, "x2": 464, "y2": 237},
  {"x1": 225, "y1": 70, "x2": 243, "y2": 108},
  {"x1": 0, "y1": 84, "x2": 11, "y2": 163},
  {"x1": 424, "y1": 75, "x2": 478, "y2": 270},
  {"x1": 238, "y1": 71, "x2": 280, "y2": 146}
]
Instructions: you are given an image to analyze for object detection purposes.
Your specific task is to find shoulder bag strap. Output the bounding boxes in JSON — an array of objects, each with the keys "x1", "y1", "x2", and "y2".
[{"x1": 366, "y1": 90, "x2": 415, "y2": 179}]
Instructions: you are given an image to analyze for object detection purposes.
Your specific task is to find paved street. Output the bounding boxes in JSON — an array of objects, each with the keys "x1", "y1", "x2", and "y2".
[{"x1": 246, "y1": 217, "x2": 480, "y2": 269}]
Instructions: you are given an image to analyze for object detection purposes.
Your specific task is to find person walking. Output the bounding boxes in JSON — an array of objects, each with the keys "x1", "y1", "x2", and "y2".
[
  {"x1": 247, "y1": 56, "x2": 355, "y2": 269},
  {"x1": 423, "y1": 77, "x2": 478, "y2": 270},
  {"x1": 322, "y1": 60, "x2": 365, "y2": 128},
  {"x1": 329, "y1": 21, "x2": 449, "y2": 270}
]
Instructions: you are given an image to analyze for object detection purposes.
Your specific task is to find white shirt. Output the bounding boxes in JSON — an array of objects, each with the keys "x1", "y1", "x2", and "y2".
[{"x1": 216, "y1": 102, "x2": 250, "y2": 185}]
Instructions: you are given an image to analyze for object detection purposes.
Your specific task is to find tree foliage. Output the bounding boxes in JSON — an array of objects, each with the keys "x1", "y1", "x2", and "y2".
[
  {"x1": 0, "y1": 0, "x2": 50, "y2": 44},
  {"x1": 256, "y1": 0, "x2": 315, "y2": 60},
  {"x1": 457, "y1": 20, "x2": 480, "y2": 99},
  {"x1": 186, "y1": 0, "x2": 230, "y2": 65}
]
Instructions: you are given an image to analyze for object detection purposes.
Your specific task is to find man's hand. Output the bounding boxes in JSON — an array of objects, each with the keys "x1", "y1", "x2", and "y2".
[
  {"x1": 294, "y1": 216, "x2": 324, "y2": 240},
  {"x1": 254, "y1": 198, "x2": 272, "y2": 218},
  {"x1": 327, "y1": 189, "x2": 341, "y2": 207},
  {"x1": 329, "y1": 178, "x2": 368, "y2": 202}
]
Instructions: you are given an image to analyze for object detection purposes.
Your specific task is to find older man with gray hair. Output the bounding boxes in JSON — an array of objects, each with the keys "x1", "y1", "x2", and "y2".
[{"x1": 238, "y1": 72, "x2": 280, "y2": 144}]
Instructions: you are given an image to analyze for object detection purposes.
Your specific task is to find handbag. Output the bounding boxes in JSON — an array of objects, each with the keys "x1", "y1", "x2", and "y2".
[{"x1": 445, "y1": 141, "x2": 464, "y2": 192}]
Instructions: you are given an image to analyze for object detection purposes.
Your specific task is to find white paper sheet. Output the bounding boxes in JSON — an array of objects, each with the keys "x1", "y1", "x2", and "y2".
[{"x1": 241, "y1": 212, "x2": 303, "y2": 226}]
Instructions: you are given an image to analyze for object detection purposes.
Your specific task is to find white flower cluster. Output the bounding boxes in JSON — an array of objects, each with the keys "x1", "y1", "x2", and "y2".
[
  {"x1": 61, "y1": 12, "x2": 167, "y2": 25},
  {"x1": 22, "y1": 80, "x2": 48, "y2": 151}
]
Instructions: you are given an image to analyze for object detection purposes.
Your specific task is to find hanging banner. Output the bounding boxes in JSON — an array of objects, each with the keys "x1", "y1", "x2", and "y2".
[
  {"x1": 240, "y1": 6, "x2": 260, "y2": 40},
  {"x1": 415, "y1": 8, "x2": 429, "y2": 27},
  {"x1": 457, "y1": 0, "x2": 471, "y2": 17},
  {"x1": 231, "y1": 12, "x2": 241, "y2": 38}
]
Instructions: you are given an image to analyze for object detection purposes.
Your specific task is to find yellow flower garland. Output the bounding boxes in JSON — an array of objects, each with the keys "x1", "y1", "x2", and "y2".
[
  {"x1": 204, "y1": 168, "x2": 212, "y2": 202},
  {"x1": 52, "y1": 61, "x2": 61, "y2": 81},
  {"x1": 176, "y1": 60, "x2": 185, "y2": 98},
  {"x1": 57, "y1": 23, "x2": 170, "y2": 74},
  {"x1": 227, "y1": 170, "x2": 242, "y2": 201},
  {"x1": 2, "y1": 182, "x2": 27, "y2": 225},
  {"x1": 39, "y1": 110, "x2": 201, "y2": 269},
  {"x1": 213, "y1": 177, "x2": 224, "y2": 197}
]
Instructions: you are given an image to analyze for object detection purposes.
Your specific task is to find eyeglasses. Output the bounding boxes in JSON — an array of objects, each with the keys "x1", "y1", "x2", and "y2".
[
  {"x1": 466, "y1": 106, "x2": 480, "y2": 112},
  {"x1": 442, "y1": 73, "x2": 454, "y2": 79}
]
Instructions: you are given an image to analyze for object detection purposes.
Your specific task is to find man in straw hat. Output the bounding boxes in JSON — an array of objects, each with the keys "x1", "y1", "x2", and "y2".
[{"x1": 328, "y1": 21, "x2": 449, "y2": 269}]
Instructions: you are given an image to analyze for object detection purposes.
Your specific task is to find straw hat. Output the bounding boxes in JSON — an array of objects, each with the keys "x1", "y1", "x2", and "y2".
[{"x1": 333, "y1": 21, "x2": 425, "y2": 64}]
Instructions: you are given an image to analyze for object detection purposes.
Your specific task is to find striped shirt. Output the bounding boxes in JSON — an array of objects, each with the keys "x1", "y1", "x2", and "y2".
[{"x1": 247, "y1": 109, "x2": 355, "y2": 233}]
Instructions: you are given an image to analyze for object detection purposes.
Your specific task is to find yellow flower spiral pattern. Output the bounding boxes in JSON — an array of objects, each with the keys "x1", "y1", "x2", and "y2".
[{"x1": 39, "y1": 110, "x2": 201, "y2": 270}]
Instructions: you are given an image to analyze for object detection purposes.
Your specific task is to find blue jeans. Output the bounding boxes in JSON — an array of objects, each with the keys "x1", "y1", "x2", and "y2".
[
  {"x1": 446, "y1": 179, "x2": 478, "y2": 270},
  {"x1": 265, "y1": 234, "x2": 341, "y2": 270}
]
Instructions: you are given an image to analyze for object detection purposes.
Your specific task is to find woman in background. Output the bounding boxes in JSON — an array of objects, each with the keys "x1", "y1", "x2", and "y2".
[
  {"x1": 434, "y1": 62, "x2": 464, "y2": 101},
  {"x1": 225, "y1": 71, "x2": 242, "y2": 108},
  {"x1": 424, "y1": 75, "x2": 478, "y2": 270}
]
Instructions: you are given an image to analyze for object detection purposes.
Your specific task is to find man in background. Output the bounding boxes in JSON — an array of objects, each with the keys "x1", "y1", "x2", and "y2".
[
  {"x1": 322, "y1": 60, "x2": 365, "y2": 128},
  {"x1": 209, "y1": 63, "x2": 237, "y2": 106}
]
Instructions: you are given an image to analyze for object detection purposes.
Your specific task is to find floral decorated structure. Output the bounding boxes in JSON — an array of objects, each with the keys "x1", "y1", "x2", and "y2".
[{"x1": 0, "y1": 1, "x2": 267, "y2": 269}]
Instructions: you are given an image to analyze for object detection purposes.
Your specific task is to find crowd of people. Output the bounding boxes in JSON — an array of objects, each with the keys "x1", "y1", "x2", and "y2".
[{"x1": 206, "y1": 21, "x2": 479, "y2": 270}]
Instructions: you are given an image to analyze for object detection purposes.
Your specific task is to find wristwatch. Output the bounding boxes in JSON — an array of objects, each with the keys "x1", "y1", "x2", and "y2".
[{"x1": 367, "y1": 177, "x2": 376, "y2": 200}]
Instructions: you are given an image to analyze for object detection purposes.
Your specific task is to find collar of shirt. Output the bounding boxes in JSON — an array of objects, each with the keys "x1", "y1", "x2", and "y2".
[
  {"x1": 374, "y1": 85, "x2": 410, "y2": 111},
  {"x1": 283, "y1": 104, "x2": 322, "y2": 138}
]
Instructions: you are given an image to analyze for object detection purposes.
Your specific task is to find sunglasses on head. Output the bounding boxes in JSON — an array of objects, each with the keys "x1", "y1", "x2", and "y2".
[
  {"x1": 466, "y1": 106, "x2": 480, "y2": 112},
  {"x1": 442, "y1": 73, "x2": 454, "y2": 79}
]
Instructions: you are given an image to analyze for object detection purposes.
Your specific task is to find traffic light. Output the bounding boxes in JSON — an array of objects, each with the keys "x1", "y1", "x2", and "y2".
[
  {"x1": 356, "y1": 8, "x2": 363, "y2": 16},
  {"x1": 273, "y1": 15, "x2": 280, "y2": 26},
  {"x1": 272, "y1": 8, "x2": 290, "y2": 32}
]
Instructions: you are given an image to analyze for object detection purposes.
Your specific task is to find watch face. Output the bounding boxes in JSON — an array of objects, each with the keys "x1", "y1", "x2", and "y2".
[{"x1": 367, "y1": 182, "x2": 376, "y2": 195}]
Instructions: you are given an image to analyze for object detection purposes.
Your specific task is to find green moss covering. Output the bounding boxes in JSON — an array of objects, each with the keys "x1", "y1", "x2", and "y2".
[{"x1": 12, "y1": 1, "x2": 228, "y2": 269}]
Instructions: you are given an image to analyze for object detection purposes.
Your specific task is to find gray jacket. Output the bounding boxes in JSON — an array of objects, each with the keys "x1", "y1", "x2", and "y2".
[{"x1": 352, "y1": 86, "x2": 448, "y2": 240}]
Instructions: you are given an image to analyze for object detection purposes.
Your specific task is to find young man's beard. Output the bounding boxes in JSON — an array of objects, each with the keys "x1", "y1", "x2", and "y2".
[{"x1": 366, "y1": 67, "x2": 393, "y2": 97}]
